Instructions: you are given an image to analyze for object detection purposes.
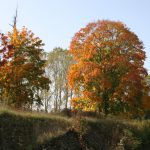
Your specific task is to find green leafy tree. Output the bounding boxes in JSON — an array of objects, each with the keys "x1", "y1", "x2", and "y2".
[{"x1": 44, "y1": 48, "x2": 73, "y2": 112}]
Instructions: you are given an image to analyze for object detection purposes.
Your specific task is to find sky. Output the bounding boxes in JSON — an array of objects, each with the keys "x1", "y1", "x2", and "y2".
[{"x1": 0, "y1": 0, "x2": 149, "y2": 73}]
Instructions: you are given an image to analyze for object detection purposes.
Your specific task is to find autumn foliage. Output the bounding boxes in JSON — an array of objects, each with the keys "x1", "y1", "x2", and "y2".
[
  {"x1": 68, "y1": 20, "x2": 148, "y2": 115},
  {"x1": 0, "y1": 26, "x2": 50, "y2": 108}
]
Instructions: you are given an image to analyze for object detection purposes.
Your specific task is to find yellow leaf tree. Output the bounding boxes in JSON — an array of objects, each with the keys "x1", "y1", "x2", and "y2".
[{"x1": 0, "y1": 25, "x2": 50, "y2": 108}]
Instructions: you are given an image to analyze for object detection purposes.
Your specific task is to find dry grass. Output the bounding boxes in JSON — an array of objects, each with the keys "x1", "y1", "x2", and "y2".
[{"x1": 0, "y1": 107, "x2": 150, "y2": 150}]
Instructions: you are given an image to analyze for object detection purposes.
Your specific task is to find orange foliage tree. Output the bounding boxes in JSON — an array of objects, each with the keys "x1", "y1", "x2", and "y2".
[
  {"x1": 142, "y1": 75, "x2": 150, "y2": 111},
  {"x1": 0, "y1": 26, "x2": 50, "y2": 108},
  {"x1": 68, "y1": 20, "x2": 148, "y2": 115}
]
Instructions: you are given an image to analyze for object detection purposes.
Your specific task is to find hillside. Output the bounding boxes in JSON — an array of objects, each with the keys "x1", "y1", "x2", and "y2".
[{"x1": 0, "y1": 108, "x2": 150, "y2": 150}]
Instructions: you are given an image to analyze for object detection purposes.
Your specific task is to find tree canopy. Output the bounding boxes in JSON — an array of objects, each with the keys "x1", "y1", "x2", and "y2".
[
  {"x1": 0, "y1": 25, "x2": 50, "y2": 108},
  {"x1": 68, "y1": 20, "x2": 148, "y2": 115}
]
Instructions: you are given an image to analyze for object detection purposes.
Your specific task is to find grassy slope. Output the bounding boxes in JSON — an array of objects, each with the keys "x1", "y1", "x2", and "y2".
[
  {"x1": 0, "y1": 108, "x2": 150, "y2": 150},
  {"x1": 0, "y1": 108, "x2": 71, "y2": 150}
]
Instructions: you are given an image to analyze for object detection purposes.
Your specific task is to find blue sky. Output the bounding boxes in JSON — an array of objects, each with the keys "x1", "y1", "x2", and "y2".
[{"x1": 0, "y1": 0, "x2": 149, "y2": 73}]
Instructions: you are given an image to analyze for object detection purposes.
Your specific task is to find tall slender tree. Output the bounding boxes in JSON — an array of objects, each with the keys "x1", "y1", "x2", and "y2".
[{"x1": 44, "y1": 48, "x2": 73, "y2": 112}]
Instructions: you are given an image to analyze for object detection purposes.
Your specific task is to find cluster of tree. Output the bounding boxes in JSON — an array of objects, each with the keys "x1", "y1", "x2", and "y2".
[
  {"x1": 40, "y1": 48, "x2": 74, "y2": 112},
  {"x1": 0, "y1": 18, "x2": 149, "y2": 116}
]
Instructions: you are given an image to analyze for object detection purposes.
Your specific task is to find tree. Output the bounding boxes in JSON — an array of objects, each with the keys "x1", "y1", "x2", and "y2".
[
  {"x1": 142, "y1": 75, "x2": 150, "y2": 111},
  {"x1": 0, "y1": 25, "x2": 50, "y2": 108},
  {"x1": 42, "y1": 48, "x2": 73, "y2": 112},
  {"x1": 68, "y1": 20, "x2": 148, "y2": 115}
]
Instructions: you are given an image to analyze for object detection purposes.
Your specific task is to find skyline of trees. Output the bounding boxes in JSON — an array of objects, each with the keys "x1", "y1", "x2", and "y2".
[{"x1": 0, "y1": 19, "x2": 149, "y2": 117}]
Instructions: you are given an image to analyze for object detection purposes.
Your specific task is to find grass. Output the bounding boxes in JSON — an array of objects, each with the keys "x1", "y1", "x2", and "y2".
[
  {"x1": 0, "y1": 107, "x2": 71, "y2": 150},
  {"x1": 0, "y1": 107, "x2": 150, "y2": 150}
]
